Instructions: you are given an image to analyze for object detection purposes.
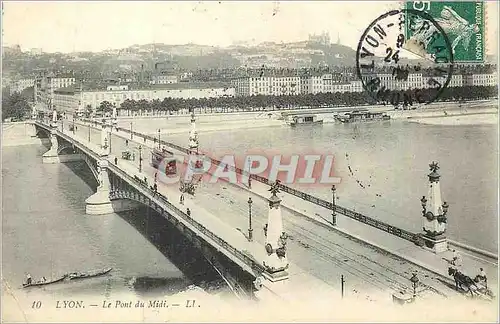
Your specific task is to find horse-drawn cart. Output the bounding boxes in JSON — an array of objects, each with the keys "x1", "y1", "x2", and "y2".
[{"x1": 448, "y1": 267, "x2": 495, "y2": 301}]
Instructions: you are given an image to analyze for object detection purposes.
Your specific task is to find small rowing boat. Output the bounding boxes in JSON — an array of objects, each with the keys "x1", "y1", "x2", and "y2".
[
  {"x1": 22, "y1": 275, "x2": 68, "y2": 288},
  {"x1": 68, "y1": 267, "x2": 112, "y2": 280}
]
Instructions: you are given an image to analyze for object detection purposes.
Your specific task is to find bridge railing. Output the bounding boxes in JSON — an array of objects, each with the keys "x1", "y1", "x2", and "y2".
[
  {"x1": 103, "y1": 120, "x2": 420, "y2": 244},
  {"x1": 108, "y1": 164, "x2": 265, "y2": 276}
]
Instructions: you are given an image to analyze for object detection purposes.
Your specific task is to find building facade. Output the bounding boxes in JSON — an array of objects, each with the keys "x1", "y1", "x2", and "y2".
[
  {"x1": 34, "y1": 73, "x2": 76, "y2": 111},
  {"x1": 231, "y1": 71, "x2": 499, "y2": 96},
  {"x1": 9, "y1": 78, "x2": 35, "y2": 95},
  {"x1": 150, "y1": 75, "x2": 178, "y2": 84},
  {"x1": 53, "y1": 84, "x2": 235, "y2": 114},
  {"x1": 231, "y1": 75, "x2": 301, "y2": 96}
]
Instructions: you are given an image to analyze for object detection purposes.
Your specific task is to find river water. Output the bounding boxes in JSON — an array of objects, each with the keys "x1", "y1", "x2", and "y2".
[
  {"x1": 1, "y1": 144, "x2": 224, "y2": 304},
  {"x1": 128, "y1": 115, "x2": 498, "y2": 253}
]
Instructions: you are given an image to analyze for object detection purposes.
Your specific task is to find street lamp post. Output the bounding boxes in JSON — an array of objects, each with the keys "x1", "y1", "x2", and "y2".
[
  {"x1": 158, "y1": 129, "x2": 161, "y2": 149},
  {"x1": 331, "y1": 185, "x2": 337, "y2": 226},
  {"x1": 130, "y1": 122, "x2": 133, "y2": 140},
  {"x1": 139, "y1": 145, "x2": 143, "y2": 172},
  {"x1": 248, "y1": 197, "x2": 253, "y2": 241},
  {"x1": 341, "y1": 275, "x2": 345, "y2": 299},
  {"x1": 72, "y1": 119, "x2": 75, "y2": 134},
  {"x1": 410, "y1": 273, "x2": 420, "y2": 298},
  {"x1": 88, "y1": 123, "x2": 91, "y2": 142}
]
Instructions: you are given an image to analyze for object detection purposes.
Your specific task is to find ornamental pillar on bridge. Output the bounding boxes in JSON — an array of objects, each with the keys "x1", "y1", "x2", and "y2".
[
  {"x1": 181, "y1": 112, "x2": 202, "y2": 194},
  {"x1": 85, "y1": 159, "x2": 114, "y2": 215},
  {"x1": 112, "y1": 106, "x2": 118, "y2": 129},
  {"x1": 188, "y1": 112, "x2": 199, "y2": 154},
  {"x1": 31, "y1": 105, "x2": 37, "y2": 120},
  {"x1": 42, "y1": 110, "x2": 61, "y2": 163},
  {"x1": 50, "y1": 109, "x2": 58, "y2": 128},
  {"x1": 420, "y1": 161, "x2": 448, "y2": 253},
  {"x1": 262, "y1": 181, "x2": 289, "y2": 282},
  {"x1": 100, "y1": 119, "x2": 111, "y2": 156}
]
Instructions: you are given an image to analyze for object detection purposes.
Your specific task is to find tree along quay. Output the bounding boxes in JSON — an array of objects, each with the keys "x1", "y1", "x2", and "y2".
[{"x1": 90, "y1": 84, "x2": 497, "y2": 117}]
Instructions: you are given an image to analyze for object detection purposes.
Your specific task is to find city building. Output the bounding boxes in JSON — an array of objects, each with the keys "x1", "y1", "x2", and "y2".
[
  {"x1": 231, "y1": 72, "x2": 301, "y2": 96},
  {"x1": 30, "y1": 48, "x2": 43, "y2": 56},
  {"x1": 150, "y1": 75, "x2": 178, "y2": 85},
  {"x1": 9, "y1": 78, "x2": 35, "y2": 95},
  {"x1": 470, "y1": 73, "x2": 498, "y2": 87},
  {"x1": 52, "y1": 82, "x2": 235, "y2": 114},
  {"x1": 308, "y1": 32, "x2": 330, "y2": 46},
  {"x1": 34, "y1": 73, "x2": 76, "y2": 111},
  {"x1": 447, "y1": 75, "x2": 463, "y2": 87}
]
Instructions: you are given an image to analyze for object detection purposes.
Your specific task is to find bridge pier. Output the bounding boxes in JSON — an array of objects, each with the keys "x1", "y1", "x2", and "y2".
[
  {"x1": 86, "y1": 159, "x2": 114, "y2": 215},
  {"x1": 42, "y1": 132, "x2": 60, "y2": 164},
  {"x1": 26, "y1": 122, "x2": 37, "y2": 137}
]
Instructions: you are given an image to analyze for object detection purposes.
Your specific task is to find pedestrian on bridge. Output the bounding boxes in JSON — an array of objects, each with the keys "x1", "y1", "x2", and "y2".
[
  {"x1": 186, "y1": 208, "x2": 191, "y2": 217},
  {"x1": 451, "y1": 250, "x2": 462, "y2": 268},
  {"x1": 114, "y1": 157, "x2": 118, "y2": 165},
  {"x1": 126, "y1": 139, "x2": 129, "y2": 147},
  {"x1": 475, "y1": 268, "x2": 487, "y2": 287},
  {"x1": 180, "y1": 194, "x2": 185, "y2": 205}
]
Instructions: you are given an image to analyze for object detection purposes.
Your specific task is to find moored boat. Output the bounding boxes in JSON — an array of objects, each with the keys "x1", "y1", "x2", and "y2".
[
  {"x1": 22, "y1": 274, "x2": 68, "y2": 288},
  {"x1": 287, "y1": 114, "x2": 324, "y2": 127},
  {"x1": 335, "y1": 110, "x2": 391, "y2": 123},
  {"x1": 68, "y1": 267, "x2": 112, "y2": 280}
]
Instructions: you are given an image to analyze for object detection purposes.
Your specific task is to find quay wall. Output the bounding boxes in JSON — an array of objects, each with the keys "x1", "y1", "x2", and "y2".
[{"x1": 1, "y1": 121, "x2": 42, "y2": 147}]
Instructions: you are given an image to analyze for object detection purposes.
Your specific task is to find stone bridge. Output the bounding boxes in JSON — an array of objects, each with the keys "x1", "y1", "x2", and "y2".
[{"x1": 32, "y1": 120, "x2": 270, "y2": 298}]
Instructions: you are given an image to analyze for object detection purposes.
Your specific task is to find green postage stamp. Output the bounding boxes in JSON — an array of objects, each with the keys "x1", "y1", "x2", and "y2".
[{"x1": 404, "y1": 1, "x2": 485, "y2": 63}]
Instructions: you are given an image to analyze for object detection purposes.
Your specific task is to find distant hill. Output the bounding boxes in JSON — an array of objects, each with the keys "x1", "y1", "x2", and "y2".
[{"x1": 2, "y1": 39, "x2": 497, "y2": 80}]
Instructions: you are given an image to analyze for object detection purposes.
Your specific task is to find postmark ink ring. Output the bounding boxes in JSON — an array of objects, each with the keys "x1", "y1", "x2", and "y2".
[{"x1": 356, "y1": 8, "x2": 454, "y2": 108}]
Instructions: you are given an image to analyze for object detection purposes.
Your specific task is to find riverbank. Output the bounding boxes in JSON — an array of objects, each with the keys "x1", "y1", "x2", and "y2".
[
  {"x1": 1, "y1": 122, "x2": 44, "y2": 147},
  {"x1": 408, "y1": 113, "x2": 498, "y2": 126}
]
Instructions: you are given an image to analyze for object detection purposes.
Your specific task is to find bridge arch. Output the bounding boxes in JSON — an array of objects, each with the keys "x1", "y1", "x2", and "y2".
[
  {"x1": 109, "y1": 188, "x2": 250, "y2": 298},
  {"x1": 35, "y1": 126, "x2": 50, "y2": 138},
  {"x1": 57, "y1": 143, "x2": 76, "y2": 155}
]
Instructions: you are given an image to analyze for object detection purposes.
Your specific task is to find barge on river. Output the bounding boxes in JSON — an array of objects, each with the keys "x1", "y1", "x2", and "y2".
[
  {"x1": 287, "y1": 114, "x2": 324, "y2": 127},
  {"x1": 335, "y1": 110, "x2": 390, "y2": 123}
]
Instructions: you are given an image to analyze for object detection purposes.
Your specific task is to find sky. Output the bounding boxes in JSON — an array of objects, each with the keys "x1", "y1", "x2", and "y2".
[{"x1": 2, "y1": 1, "x2": 498, "y2": 54}]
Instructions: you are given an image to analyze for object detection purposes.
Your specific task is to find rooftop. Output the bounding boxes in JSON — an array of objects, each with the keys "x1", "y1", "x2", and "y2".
[{"x1": 54, "y1": 81, "x2": 232, "y2": 93}]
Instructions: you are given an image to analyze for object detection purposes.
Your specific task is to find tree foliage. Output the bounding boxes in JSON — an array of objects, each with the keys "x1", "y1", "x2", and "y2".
[
  {"x1": 2, "y1": 88, "x2": 31, "y2": 121},
  {"x1": 118, "y1": 85, "x2": 497, "y2": 113}
]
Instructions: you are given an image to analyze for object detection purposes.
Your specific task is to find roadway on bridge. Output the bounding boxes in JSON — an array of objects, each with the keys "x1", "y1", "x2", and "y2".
[{"x1": 66, "y1": 121, "x2": 468, "y2": 301}]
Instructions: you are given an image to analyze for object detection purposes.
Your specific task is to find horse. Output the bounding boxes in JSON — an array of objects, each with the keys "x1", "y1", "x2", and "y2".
[{"x1": 448, "y1": 267, "x2": 479, "y2": 297}]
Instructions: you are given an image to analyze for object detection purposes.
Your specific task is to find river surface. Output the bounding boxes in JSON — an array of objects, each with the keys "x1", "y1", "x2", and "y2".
[
  {"x1": 1, "y1": 144, "x2": 223, "y2": 302},
  {"x1": 123, "y1": 116, "x2": 498, "y2": 253}
]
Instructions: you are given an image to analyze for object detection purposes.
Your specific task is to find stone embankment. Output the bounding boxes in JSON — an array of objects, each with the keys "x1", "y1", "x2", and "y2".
[{"x1": 1, "y1": 121, "x2": 42, "y2": 147}]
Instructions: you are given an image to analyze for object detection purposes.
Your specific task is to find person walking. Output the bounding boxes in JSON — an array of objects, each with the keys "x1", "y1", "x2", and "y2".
[
  {"x1": 451, "y1": 249, "x2": 462, "y2": 269},
  {"x1": 475, "y1": 268, "x2": 487, "y2": 288},
  {"x1": 186, "y1": 208, "x2": 191, "y2": 217},
  {"x1": 180, "y1": 194, "x2": 185, "y2": 205}
]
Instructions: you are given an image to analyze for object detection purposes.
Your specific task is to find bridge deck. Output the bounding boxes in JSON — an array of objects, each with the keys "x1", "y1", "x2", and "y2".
[
  {"x1": 40, "y1": 119, "x2": 498, "y2": 302},
  {"x1": 113, "y1": 154, "x2": 340, "y2": 303}
]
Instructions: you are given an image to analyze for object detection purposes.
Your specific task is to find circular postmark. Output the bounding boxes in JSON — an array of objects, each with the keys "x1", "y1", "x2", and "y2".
[{"x1": 356, "y1": 9, "x2": 454, "y2": 108}]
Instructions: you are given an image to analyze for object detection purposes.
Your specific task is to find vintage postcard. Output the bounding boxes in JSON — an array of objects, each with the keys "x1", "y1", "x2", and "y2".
[{"x1": 1, "y1": 1, "x2": 498, "y2": 322}]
